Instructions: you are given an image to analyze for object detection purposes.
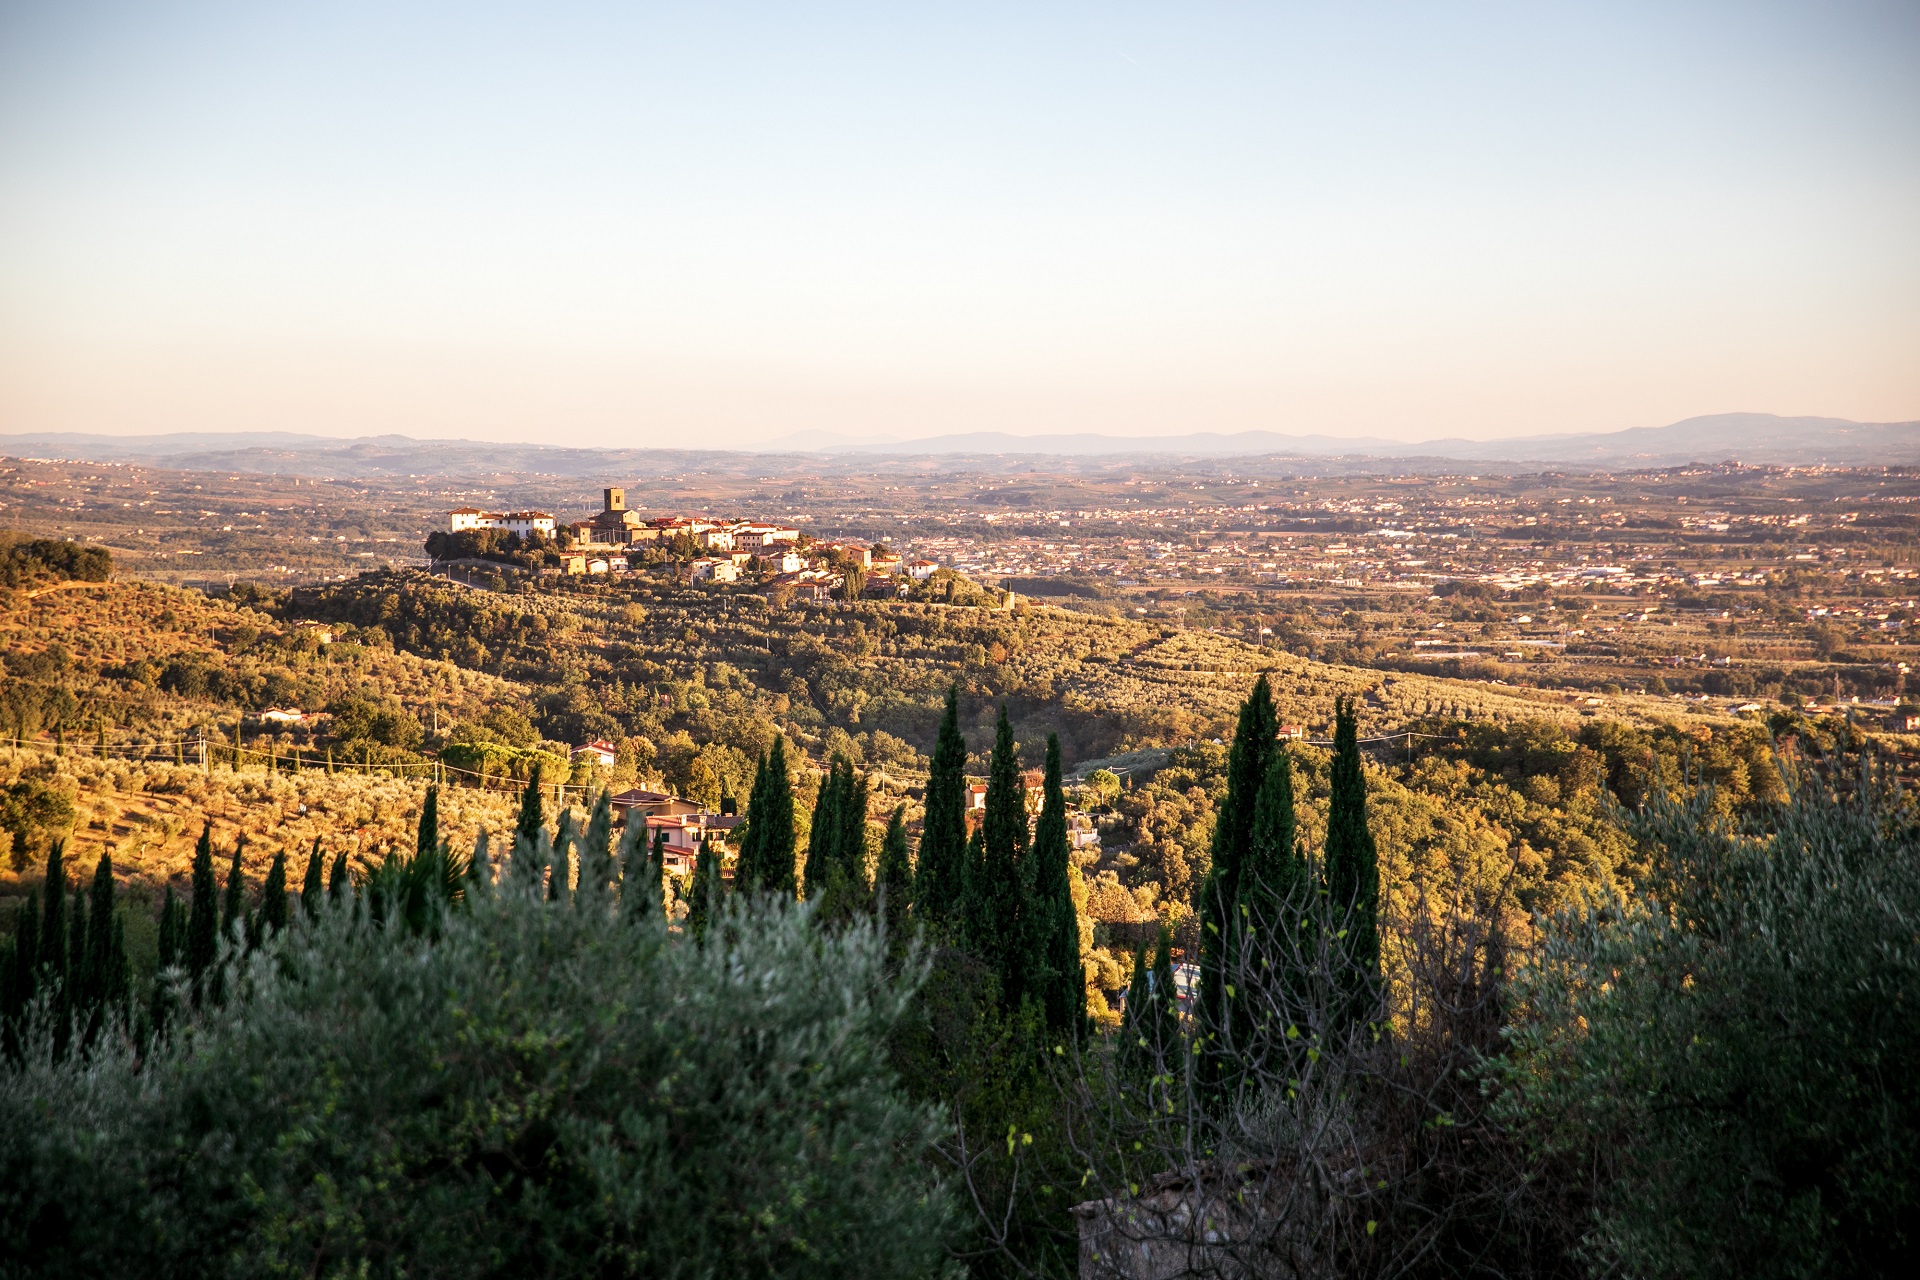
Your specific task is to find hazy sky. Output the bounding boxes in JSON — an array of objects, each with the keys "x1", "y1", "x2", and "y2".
[{"x1": 1, "y1": 1, "x2": 1915, "y2": 447}]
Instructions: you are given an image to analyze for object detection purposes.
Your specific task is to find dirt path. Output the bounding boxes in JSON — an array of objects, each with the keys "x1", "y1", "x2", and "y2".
[{"x1": 20, "y1": 578, "x2": 114, "y2": 600}]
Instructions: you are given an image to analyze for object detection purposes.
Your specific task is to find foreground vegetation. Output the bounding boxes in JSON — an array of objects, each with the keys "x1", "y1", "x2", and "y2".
[{"x1": 2, "y1": 540, "x2": 1914, "y2": 1276}]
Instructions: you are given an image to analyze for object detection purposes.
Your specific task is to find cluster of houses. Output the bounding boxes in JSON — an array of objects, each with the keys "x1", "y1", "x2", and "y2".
[{"x1": 447, "y1": 488, "x2": 938, "y2": 597}]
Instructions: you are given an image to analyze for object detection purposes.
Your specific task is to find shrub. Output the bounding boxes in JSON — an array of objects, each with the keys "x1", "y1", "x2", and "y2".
[
  {"x1": 0, "y1": 886, "x2": 957, "y2": 1278},
  {"x1": 1495, "y1": 778, "x2": 1920, "y2": 1278}
]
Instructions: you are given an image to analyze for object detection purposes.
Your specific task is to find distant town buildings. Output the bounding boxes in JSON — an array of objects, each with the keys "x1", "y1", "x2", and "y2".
[
  {"x1": 444, "y1": 488, "x2": 926, "y2": 598},
  {"x1": 449, "y1": 508, "x2": 557, "y2": 538}
]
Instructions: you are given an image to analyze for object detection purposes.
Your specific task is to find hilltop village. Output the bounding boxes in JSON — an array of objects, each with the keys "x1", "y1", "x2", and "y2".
[{"x1": 430, "y1": 486, "x2": 938, "y2": 601}]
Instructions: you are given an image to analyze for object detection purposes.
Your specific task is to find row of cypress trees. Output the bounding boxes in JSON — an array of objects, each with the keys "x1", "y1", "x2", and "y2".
[
  {"x1": 726, "y1": 686, "x2": 1085, "y2": 1041},
  {"x1": 1175, "y1": 676, "x2": 1381, "y2": 1101},
  {"x1": 915, "y1": 688, "x2": 1085, "y2": 1042},
  {"x1": 0, "y1": 840, "x2": 132, "y2": 1061}
]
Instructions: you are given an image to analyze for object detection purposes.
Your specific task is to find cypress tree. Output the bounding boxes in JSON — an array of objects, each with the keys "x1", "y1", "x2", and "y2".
[
  {"x1": 4, "y1": 891, "x2": 40, "y2": 1055},
  {"x1": 260, "y1": 849, "x2": 289, "y2": 937},
  {"x1": 468, "y1": 830, "x2": 494, "y2": 900},
  {"x1": 82, "y1": 851, "x2": 115, "y2": 1011},
  {"x1": 648, "y1": 827, "x2": 668, "y2": 910},
  {"x1": 515, "y1": 763, "x2": 546, "y2": 849},
  {"x1": 41, "y1": 844, "x2": 74, "y2": 1055},
  {"x1": 762, "y1": 740, "x2": 798, "y2": 897},
  {"x1": 1196, "y1": 676, "x2": 1276, "y2": 1098},
  {"x1": 1148, "y1": 926, "x2": 1179, "y2": 1063},
  {"x1": 970, "y1": 707, "x2": 1030, "y2": 1010},
  {"x1": 67, "y1": 892, "x2": 87, "y2": 1000},
  {"x1": 913, "y1": 685, "x2": 968, "y2": 932},
  {"x1": 736, "y1": 738, "x2": 798, "y2": 896},
  {"x1": 301, "y1": 839, "x2": 325, "y2": 919},
  {"x1": 1241, "y1": 747, "x2": 1309, "y2": 1038},
  {"x1": 580, "y1": 789, "x2": 616, "y2": 905},
  {"x1": 39, "y1": 838, "x2": 68, "y2": 982},
  {"x1": 613, "y1": 820, "x2": 649, "y2": 918},
  {"x1": 733, "y1": 753, "x2": 767, "y2": 891},
  {"x1": 156, "y1": 888, "x2": 182, "y2": 973},
  {"x1": 1325, "y1": 695, "x2": 1381, "y2": 1032},
  {"x1": 1030, "y1": 734, "x2": 1084, "y2": 1040},
  {"x1": 876, "y1": 804, "x2": 913, "y2": 942},
  {"x1": 1118, "y1": 939, "x2": 1152, "y2": 1070},
  {"x1": 416, "y1": 785, "x2": 441, "y2": 865},
  {"x1": 550, "y1": 808, "x2": 577, "y2": 902},
  {"x1": 837, "y1": 766, "x2": 872, "y2": 898},
  {"x1": 687, "y1": 837, "x2": 719, "y2": 940},
  {"x1": 803, "y1": 758, "x2": 845, "y2": 903},
  {"x1": 328, "y1": 849, "x2": 350, "y2": 902},
  {"x1": 106, "y1": 911, "x2": 129, "y2": 1011},
  {"x1": 186, "y1": 824, "x2": 218, "y2": 997},
  {"x1": 221, "y1": 837, "x2": 246, "y2": 943}
]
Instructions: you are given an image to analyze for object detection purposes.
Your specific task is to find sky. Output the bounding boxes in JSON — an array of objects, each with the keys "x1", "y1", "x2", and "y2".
[{"x1": 0, "y1": 0, "x2": 1915, "y2": 448}]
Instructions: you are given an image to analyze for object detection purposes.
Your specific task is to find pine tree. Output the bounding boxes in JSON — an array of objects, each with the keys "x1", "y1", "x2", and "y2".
[
  {"x1": 1325, "y1": 695, "x2": 1381, "y2": 1032},
  {"x1": 221, "y1": 838, "x2": 247, "y2": 943},
  {"x1": 913, "y1": 685, "x2": 968, "y2": 933},
  {"x1": 876, "y1": 804, "x2": 913, "y2": 943},
  {"x1": 515, "y1": 764, "x2": 546, "y2": 849},
  {"x1": 1196, "y1": 676, "x2": 1276, "y2": 1098},
  {"x1": 260, "y1": 849, "x2": 289, "y2": 937},
  {"x1": 687, "y1": 837, "x2": 719, "y2": 940},
  {"x1": 1030, "y1": 734, "x2": 1084, "y2": 1040},
  {"x1": 186, "y1": 824, "x2": 218, "y2": 998},
  {"x1": 301, "y1": 839, "x2": 325, "y2": 919}
]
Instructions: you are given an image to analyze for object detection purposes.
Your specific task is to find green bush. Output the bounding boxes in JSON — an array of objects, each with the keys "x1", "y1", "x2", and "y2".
[
  {"x1": 0, "y1": 886, "x2": 957, "y2": 1278},
  {"x1": 0, "y1": 538, "x2": 110, "y2": 588},
  {"x1": 1495, "y1": 780, "x2": 1920, "y2": 1278}
]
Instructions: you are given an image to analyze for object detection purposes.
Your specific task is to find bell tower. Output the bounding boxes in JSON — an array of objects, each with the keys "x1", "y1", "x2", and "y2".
[{"x1": 604, "y1": 487, "x2": 625, "y2": 512}]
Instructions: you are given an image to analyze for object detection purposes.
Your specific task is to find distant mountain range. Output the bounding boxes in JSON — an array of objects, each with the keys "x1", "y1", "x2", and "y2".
[
  {"x1": 3, "y1": 413, "x2": 1915, "y2": 476},
  {"x1": 804, "y1": 414, "x2": 1920, "y2": 466}
]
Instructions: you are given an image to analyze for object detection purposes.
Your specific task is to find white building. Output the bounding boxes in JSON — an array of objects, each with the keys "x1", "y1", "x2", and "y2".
[
  {"x1": 449, "y1": 508, "x2": 554, "y2": 538},
  {"x1": 689, "y1": 558, "x2": 740, "y2": 583},
  {"x1": 573, "y1": 740, "x2": 618, "y2": 769},
  {"x1": 732, "y1": 524, "x2": 801, "y2": 550},
  {"x1": 501, "y1": 511, "x2": 555, "y2": 539},
  {"x1": 907, "y1": 559, "x2": 939, "y2": 581},
  {"x1": 449, "y1": 507, "x2": 503, "y2": 532},
  {"x1": 755, "y1": 548, "x2": 805, "y2": 574}
]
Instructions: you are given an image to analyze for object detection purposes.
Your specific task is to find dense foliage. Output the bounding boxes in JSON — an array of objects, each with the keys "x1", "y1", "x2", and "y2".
[
  {"x1": 1497, "y1": 777, "x2": 1920, "y2": 1278},
  {"x1": 0, "y1": 842, "x2": 956, "y2": 1279}
]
